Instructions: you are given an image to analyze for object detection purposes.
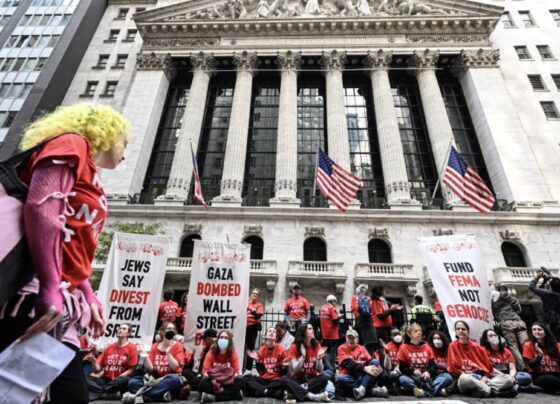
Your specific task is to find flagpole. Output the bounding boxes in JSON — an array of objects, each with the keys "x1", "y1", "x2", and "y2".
[
  {"x1": 429, "y1": 141, "x2": 454, "y2": 207},
  {"x1": 311, "y1": 145, "x2": 320, "y2": 207}
]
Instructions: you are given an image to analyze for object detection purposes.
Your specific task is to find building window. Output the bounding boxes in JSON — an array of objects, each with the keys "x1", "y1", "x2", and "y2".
[
  {"x1": 12, "y1": 58, "x2": 25, "y2": 71},
  {"x1": 107, "y1": 29, "x2": 119, "y2": 41},
  {"x1": 243, "y1": 236, "x2": 264, "y2": 260},
  {"x1": 519, "y1": 11, "x2": 536, "y2": 27},
  {"x1": 16, "y1": 35, "x2": 29, "y2": 47},
  {"x1": 537, "y1": 45, "x2": 554, "y2": 60},
  {"x1": 552, "y1": 74, "x2": 560, "y2": 90},
  {"x1": 6, "y1": 35, "x2": 18, "y2": 47},
  {"x1": 179, "y1": 234, "x2": 201, "y2": 257},
  {"x1": 0, "y1": 83, "x2": 9, "y2": 97},
  {"x1": 21, "y1": 58, "x2": 37, "y2": 71},
  {"x1": 243, "y1": 74, "x2": 279, "y2": 207},
  {"x1": 19, "y1": 15, "x2": 31, "y2": 26},
  {"x1": 36, "y1": 35, "x2": 50, "y2": 47},
  {"x1": 103, "y1": 81, "x2": 118, "y2": 96},
  {"x1": 6, "y1": 83, "x2": 23, "y2": 98},
  {"x1": 528, "y1": 74, "x2": 546, "y2": 90},
  {"x1": 34, "y1": 58, "x2": 47, "y2": 71},
  {"x1": 368, "y1": 239, "x2": 391, "y2": 263},
  {"x1": 26, "y1": 35, "x2": 39, "y2": 47},
  {"x1": 551, "y1": 10, "x2": 560, "y2": 26},
  {"x1": 136, "y1": 7, "x2": 146, "y2": 13},
  {"x1": 540, "y1": 101, "x2": 560, "y2": 119},
  {"x1": 501, "y1": 242, "x2": 527, "y2": 267},
  {"x1": 2, "y1": 111, "x2": 17, "y2": 128},
  {"x1": 141, "y1": 75, "x2": 191, "y2": 204},
  {"x1": 116, "y1": 8, "x2": 128, "y2": 20},
  {"x1": 344, "y1": 73, "x2": 385, "y2": 208},
  {"x1": 303, "y1": 237, "x2": 327, "y2": 262},
  {"x1": 114, "y1": 54, "x2": 127, "y2": 68},
  {"x1": 95, "y1": 54, "x2": 109, "y2": 68},
  {"x1": 83, "y1": 81, "x2": 98, "y2": 97},
  {"x1": 0, "y1": 58, "x2": 15, "y2": 72},
  {"x1": 47, "y1": 35, "x2": 60, "y2": 47},
  {"x1": 39, "y1": 14, "x2": 51, "y2": 25},
  {"x1": 514, "y1": 46, "x2": 532, "y2": 60},
  {"x1": 124, "y1": 29, "x2": 137, "y2": 42},
  {"x1": 20, "y1": 83, "x2": 33, "y2": 98},
  {"x1": 501, "y1": 12, "x2": 515, "y2": 28}
]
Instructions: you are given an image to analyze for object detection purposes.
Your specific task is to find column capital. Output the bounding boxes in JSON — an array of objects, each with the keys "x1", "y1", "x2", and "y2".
[
  {"x1": 190, "y1": 51, "x2": 217, "y2": 73},
  {"x1": 277, "y1": 50, "x2": 302, "y2": 72},
  {"x1": 137, "y1": 52, "x2": 173, "y2": 71},
  {"x1": 408, "y1": 49, "x2": 440, "y2": 72},
  {"x1": 451, "y1": 48, "x2": 500, "y2": 77},
  {"x1": 365, "y1": 50, "x2": 393, "y2": 69},
  {"x1": 233, "y1": 50, "x2": 259, "y2": 73},
  {"x1": 320, "y1": 50, "x2": 347, "y2": 71}
]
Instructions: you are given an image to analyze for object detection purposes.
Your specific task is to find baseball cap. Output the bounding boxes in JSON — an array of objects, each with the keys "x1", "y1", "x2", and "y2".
[
  {"x1": 346, "y1": 328, "x2": 359, "y2": 339},
  {"x1": 292, "y1": 283, "x2": 301, "y2": 290}
]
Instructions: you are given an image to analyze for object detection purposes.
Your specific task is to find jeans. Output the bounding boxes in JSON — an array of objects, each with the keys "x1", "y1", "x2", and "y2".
[
  {"x1": 398, "y1": 373, "x2": 452, "y2": 396},
  {"x1": 128, "y1": 374, "x2": 182, "y2": 401},
  {"x1": 335, "y1": 360, "x2": 379, "y2": 396},
  {"x1": 500, "y1": 320, "x2": 529, "y2": 369},
  {"x1": 515, "y1": 372, "x2": 532, "y2": 387}
]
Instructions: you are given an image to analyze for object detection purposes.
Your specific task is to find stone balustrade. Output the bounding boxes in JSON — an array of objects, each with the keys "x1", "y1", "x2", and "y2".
[{"x1": 287, "y1": 261, "x2": 346, "y2": 279}]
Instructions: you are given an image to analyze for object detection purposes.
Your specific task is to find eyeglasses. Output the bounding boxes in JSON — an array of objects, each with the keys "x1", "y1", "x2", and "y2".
[{"x1": 218, "y1": 336, "x2": 229, "y2": 340}]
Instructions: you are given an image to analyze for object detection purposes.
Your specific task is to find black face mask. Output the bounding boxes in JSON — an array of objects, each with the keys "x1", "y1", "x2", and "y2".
[{"x1": 165, "y1": 330, "x2": 175, "y2": 340}]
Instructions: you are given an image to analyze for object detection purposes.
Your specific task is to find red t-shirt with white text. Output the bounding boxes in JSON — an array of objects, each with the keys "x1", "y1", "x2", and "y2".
[
  {"x1": 397, "y1": 342, "x2": 434, "y2": 371},
  {"x1": 287, "y1": 343, "x2": 321, "y2": 380},
  {"x1": 385, "y1": 341, "x2": 401, "y2": 369},
  {"x1": 149, "y1": 342, "x2": 185, "y2": 378},
  {"x1": 202, "y1": 350, "x2": 240, "y2": 375},
  {"x1": 96, "y1": 342, "x2": 138, "y2": 380},
  {"x1": 371, "y1": 298, "x2": 392, "y2": 328},
  {"x1": 320, "y1": 303, "x2": 339, "y2": 340},
  {"x1": 257, "y1": 343, "x2": 287, "y2": 381},
  {"x1": 448, "y1": 340, "x2": 493, "y2": 376},
  {"x1": 284, "y1": 296, "x2": 310, "y2": 320},
  {"x1": 247, "y1": 299, "x2": 264, "y2": 327},
  {"x1": 522, "y1": 341, "x2": 560, "y2": 374},
  {"x1": 337, "y1": 343, "x2": 371, "y2": 376},
  {"x1": 158, "y1": 301, "x2": 179, "y2": 323}
]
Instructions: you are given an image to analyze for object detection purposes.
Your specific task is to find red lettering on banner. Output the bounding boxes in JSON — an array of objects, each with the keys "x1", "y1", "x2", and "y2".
[
  {"x1": 446, "y1": 304, "x2": 490, "y2": 322},
  {"x1": 196, "y1": 282, "x2": 241, "y2": 296},
  {"x1": 448, "y1": 275, "x2": 480, "y2": 287},
  {"x1": 109, "y1": 289, "x2": 151, "y2": 304}
]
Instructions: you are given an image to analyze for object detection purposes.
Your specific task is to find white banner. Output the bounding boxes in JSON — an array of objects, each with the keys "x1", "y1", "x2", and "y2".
[
  {"x1": 418, "y1": 234, "x2": 493, "y2": 342},
  {"x1": 184, "y1": 240, "x2": 251, "y2": 371},
  {"x1": 96, "y1": 232, "x2": 169, "y2": 349}
]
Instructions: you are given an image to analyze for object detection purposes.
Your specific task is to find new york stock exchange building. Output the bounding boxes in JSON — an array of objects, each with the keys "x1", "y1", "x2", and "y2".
[{"x1": 62, "y1": 0, "x2": 560, "y2": 322}]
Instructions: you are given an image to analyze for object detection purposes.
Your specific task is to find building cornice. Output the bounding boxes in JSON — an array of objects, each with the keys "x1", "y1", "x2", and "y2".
[{"x1": 108, "y1": 0, "x2": 157, "y2": 5}]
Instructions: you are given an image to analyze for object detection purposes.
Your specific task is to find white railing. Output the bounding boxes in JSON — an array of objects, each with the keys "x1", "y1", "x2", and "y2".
[
  {"x1": 288, "y1": 261, "x2": 345, "y2": 277},
  {"x1": 355, "y1": 263, "x2": 414, "y2": 277},
  {"x1": 493, "y1": 266, "x2": 559, "y2": 284},
  {"x1": 167, "y1": 257, "x2": 193, "y2": 272},
  {"x1": 250, "y1": 260, "x2": 277, "y2": 275}
]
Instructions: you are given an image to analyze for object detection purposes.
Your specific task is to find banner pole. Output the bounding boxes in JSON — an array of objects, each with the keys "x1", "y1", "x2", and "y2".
[
  {"x1": 429, "y1": 141, "x2": 453, "y2": 207},
  {"x1": 311, "y1": 145, "x2": 320, "y2": 207}
]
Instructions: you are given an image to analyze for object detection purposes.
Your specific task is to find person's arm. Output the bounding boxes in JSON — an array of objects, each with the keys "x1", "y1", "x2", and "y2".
[
  {"x1": 529, "y1": 277, "x2": 552, "y2": 298},
  {"x1": 119, "y1": 368, "x2": 135, "y2": 378},
  {"x1": 316, "y1": 357, "x2": 324, "y2": 373},
  {"x1": 291, "y1": 356, "x2": 305, "y2": 373},
  {"x1": 398, "y1": 360, "x2": 414, "y2": 376},
  {"x1": 427, "y1": 359, "x2": 439, "y2": 377},
  {"x1": 166, "y1": 345, "x2": 182, "y2": 372},
  {"x1": 526, "y1": 355, "x2": 543, "y2": 370},
  {"x1": 339, "y1": 358, "x2": 364, "y2": 373},
  {"x1": 252, "y1": 303, "x2": 264, "y2": 320}
]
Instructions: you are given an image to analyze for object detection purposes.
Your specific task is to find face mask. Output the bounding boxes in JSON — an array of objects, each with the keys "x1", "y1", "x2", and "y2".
[
  {"x1": 217, "y1": 338, "x2": 229, "y2": 350},
  {"x1": 433, "y1": 339, "x2": 443, "y2": 348},
  {"x1": 165, "y1": 330, "x2": 175, "y2": 340},
  {"x1": 393, "y1": 335, "x2": 402, "y2": 344},
  {"x1": 488, "y1": 336, "x2": 499, "y2": 345}
]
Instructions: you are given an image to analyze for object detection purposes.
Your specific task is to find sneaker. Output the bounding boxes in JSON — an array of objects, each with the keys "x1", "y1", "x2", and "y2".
[
  {"x1": 318, "y1": 391, "x2": 330, "y2": 402},
  {"x1": 413, "y1": 387, "x2": 426, "y2": 398},
  {"x1": 121, "y1": 392, "x2": 135, "y2": 404},
  {"x1": 162, "y1": 391, "x2": 173, "y2": 402},
  {"x1": 243, "y1": 369, "x2": 253, "y2": 377},
  {"x1": 352, "y1": 385, "x2": 366, "y2": 400},
  {"x1": 439, "y1": 388, "x2": 448, "y2": 397},
  {"x1": 283, "y1": 391, "x2": 289, "y2": 401},
  {"x1": 371, "y1": 386, "x2": 389, "y2": 398},
  {"x1": 237, "y1": 390, "x2": 244, "y2": 401},
  {"x1": 306, "y1": 392, "x2": 321, "y2": 402},
  {"x1": 201, "y1": 392, "x2": 216, "y2": 404},
  {"x1": 134, "y1": 397, "x2": 144, "y2": 404}
]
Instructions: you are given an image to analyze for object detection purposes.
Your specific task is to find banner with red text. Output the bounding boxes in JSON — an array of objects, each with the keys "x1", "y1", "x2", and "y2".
[
  {"x1": 96, "y1": 232, "x2": 169, "y2": 349},
  {"x1": 184, "y1": 240, "x2": 251, "y2": 371},
  {"x1": 419, "y1": 234, "x2": 493, "y2": 342}
]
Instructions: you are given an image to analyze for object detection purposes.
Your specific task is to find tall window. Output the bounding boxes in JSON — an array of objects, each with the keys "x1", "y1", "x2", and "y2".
[
  {"x1": 303, "y1": 237, "x2": 327, "y2": 262},
  {"x1": 197, "y1": 74, "x2": 235, "y2": 203},
  {"x1": 537, "y1": 45, "x2": 554, "y2": 60},
  {"x1": 344, "y1": 74, "x2": 385, "y2": 208},
  {"x1": 243, "y1": 74, "x2": 279, "y2": 206},
  {"x1": 540, "y1": 101, "x2": 560, "y2": 119},
  {"x1": 514, "y1": 46, "x2": 531, "y2": 60},
  {"x1": 528, "y1": 74, "x2": 546, "y2": 90},
  {"x1": 501, "y1": 12, "x2": 515, "y2": 28},
  {"x1": 243, "y1": 236, "x2": 264, "y2": 260},
  {"x1": 297, "y1": 72, "x2": 327, "y2": 207},
  {"x1": 501, "y1": 242, "x2": 527, "y2": 267},
  {"x1": 551, "y1": 10, "x2": 560, "y2": 26},
  {"x1": 141, "y1": 73, "x2": 191, "y2": 203},
  {"x1": 552, "y1": 74, "x2": 560, "y2": 90},
  {"x1": 368, "y1": 239, "x2": 391, "y2": 263},
  {"x1": 179, "y1": 234, "x2": 201, "y2": 257},
  {"x1": 519, "y1": 11, "x2": 535, "y2": 27},
  {"x1": 390, "y1": 73, "x2": 439, "y2": 205}
]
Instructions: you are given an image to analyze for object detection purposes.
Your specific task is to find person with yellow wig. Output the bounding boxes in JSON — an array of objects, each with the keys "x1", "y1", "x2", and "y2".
[{"x1": 0, "y1": 104, "x2": 131, "y2": 403}]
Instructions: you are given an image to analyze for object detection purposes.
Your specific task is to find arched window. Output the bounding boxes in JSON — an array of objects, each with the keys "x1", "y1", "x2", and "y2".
[
  {"x1": 243, "y1": 236, "x2": 264, "y2": 260},
  {"x1": 304, "y1": 237, "x2": 327, "y2": 262},
  {"x1": 179, "y1": 234, "x2": 201, "y2": 258},
  {"x1": 501, "y1": 242, "x2": 527, "y2": 267},
  {"x1": 368, "y1": 239, "x2": 392, "y2": 263}
]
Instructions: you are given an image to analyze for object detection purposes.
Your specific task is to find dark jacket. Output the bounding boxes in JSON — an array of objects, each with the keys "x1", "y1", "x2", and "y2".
[
  {"x1": 492, "y1": 293, "x2": 523, "y2": 323},
  {"x1": 529, "y1": 278, "x2": 560, "y2": 325}
]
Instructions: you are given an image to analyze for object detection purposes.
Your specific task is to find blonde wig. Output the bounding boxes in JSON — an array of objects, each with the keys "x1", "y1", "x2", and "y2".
[{"x1": 19, "y1": 103, "x2": 131, "y2": 156}]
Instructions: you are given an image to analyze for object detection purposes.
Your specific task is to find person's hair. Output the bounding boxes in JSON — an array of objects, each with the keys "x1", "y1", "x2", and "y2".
[
  {"x1": 294, "y1": 323, "x2": 318, "y2": 355},
  {"x1": 454, "y1": 320, "x2": 470, "y2": 338},
  {"x1": 427, "y1": 330, "x2": 450, "y2": 355},
  {"x1": 251, "y1": 288, "x2": 261, "y2": 296},
  {"x1": 356, "y1": 284, "x2": 367, "y2": 294},
  {"x1": 529, "y1": 322, "x2": 559, "y2": 358},
  {"x1": 480, "y1": 328, "x2": 504, "y2": 353},
  {"x1": 370, "y1": 286, "x2": 383, "y2": 300},
  {"x1": 163, "y1": 288, "x2": 174, "y2": 301},
  {"x1": 275, "y1": 321, "x2": 287, "y2": 330},
  {"x1": 414, "y1": 295, "x2": 423, "y2": 305},
  {"x1": 550, "y1": 277, "x2": 560, "y2": 293},
  {"x1": 497, "y1": 284, "x2": 508, "y2": 293},
  {"x1": 19, "y1": 104, "x2": 131, "y2": 156},
  {"x1": 211, "y1": 330, "x2": 235, "y2": 356},
  {"x1": 180, "y1": 291, "x2": 188, "y2": 309},
  {"x1": 120, "y1": 323, "x2": 133, "y2": 336},
  {"x1": 403, "y1": 323, "x2": 423, "y2": 343},
  {"x1": 157, "y1": 321, "x2": 177, "y2": 339}
]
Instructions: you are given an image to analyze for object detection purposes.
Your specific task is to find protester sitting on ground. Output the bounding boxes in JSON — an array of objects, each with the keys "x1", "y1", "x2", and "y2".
[
  {"x1": 80, "y1": 334, "x2": 97, "y2": 380},
  {"x1": 199, "y1": 330, "x2": 245, "y2": 403},
  {"x1": 284, "y1": 284, "x2": 310, "y2": 333},
  {"x1": 336, "y1": 328, "x2": 385, "y2": 400},
  {"x1": 276, "y1": 321, "x2": 295, "y2": 350},
  {"x1": 448, "y1": 320, "x2": 513, "y2": 398},
  {"x1": 351, "y1": 284, "x2": 377, "y2": 352},
  {"x1": 281, "y1": 323, "x2": 330, "y2": 402},
  {"x1": 176, "y1": 291, "x2": 189, "y2": 333},
  {"x1": 244, "y1": 327, "x2": 287, "y2": 399},
  {"x1": 411, "y1": 295, "x2": 437, "y2": 337},
  {"x1": 382, "y1": 328, "x2": 402, "y2": 395},
  {"x1": 125, "y1": 322, "x2": 187, "y2": 402},
  {"x1": 491, "y1": 285, "x2": 529, "y2": 370},
  {"x1": 158, "y1": 289, "x2": 179, "y2": 330},
  {"x1": 397, "y1": 323, "x2": 452, "y2": 398},
  {"x1": 529, "y1": 269, "x2": 560, "y2": 339},
  {"x1": 522, "y1": 321, "x2": 560, "y2": 393},
  {"x1": 370, "y1": 287, "x2": 401, "y2": 344},
  {"x1": 85, "y1": 324, "x2": 138, "y2": 401},
  {"x1": 183, "y1": 328, "x2": 216, "y2": 390},
  {"x1": 480, "y1": 328, "x2": 532, "y2": 394},
  {"x1": 427, "y1": 330, "x2": 454, "y2": 393},
  {"x1": 245, "y1": 288, "x2": 264, "y2": 374}
]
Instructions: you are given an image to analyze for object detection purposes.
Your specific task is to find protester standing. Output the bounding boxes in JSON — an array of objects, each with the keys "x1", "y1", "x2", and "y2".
[
  {"x1": 410, "y1": 295, "x2": 437, "y2": 337},
  {"x1": 158, "y1": 288, "x2": 179, "y2": 329},
  {"x1": 529, "y1": 269, "x2": 560, "y2": 339},
  {"x1": 245, "y1": 288, "x2": 264, "y2": 373},
  {"x1": 370, "y1": 286, "x2": 401, "y2": 343},
  {"x1": 284, "y1": 284, "x2": 310, "y2": 333},
  {"x1": 176, "y1": 291, "x2": 189, "y2": 334},
  {"x1": 351, "y1": 284, "x2": 377, "y2": 350},
  {"x1": 320, "y1": 295, "x2": 339, "y2": 370}
]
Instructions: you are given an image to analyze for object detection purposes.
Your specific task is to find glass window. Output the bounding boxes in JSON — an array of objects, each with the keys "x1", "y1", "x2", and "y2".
[
  {"x1": 114, "y1": 54, "x2": 127, "y2": 68},
  {"x1": 2, "y1": 111, "x2": 17, "y2": 128},
  {"x1": 96, "y1": 54, "x2": 109, "y2": 68},
  {"x1": 20, "y1": 83, "x2": 33, "y2": 98},
  {"x1": 16, "y1": 35, "x2": 29, "y2": 47},
  {"x1": 540, "y1": 101, "x2": 560, "y2": 119},
  {"x1": 19, "y1": 15, "x2": 32, "y2": 26},
  {"x1": 34, "y1": 57, "x2": 47, "y2": 71},
  {"x1": 0, "y1": 83, "x2": 10, "y2": 97},
  {"x1": 303, "y1": 237, "x2": 326, "y2": 262},
  {"x1": 6, "y1": 83, "x2": 23, "y2": 98},
  {"x1": 125, "y1": 29, "x2": 137, "y2": 41},
  {"x1": 36, "y1": 35, "x2": 50, "y2": 47},
  {"x1": 243, "y1": 74, "x2": 279, "y2": 207},
  {"x1": 108, "y1": 29, "x2": 119, "y2": 41},
  {"x1": 29, "y1": 15, "x2": 41, "y2": 26},
  {"x1": 104, "y1": 81, "x2": 118, "y2": 96},
  {"x1": 243, "y1": 236, "x2": 264, "y2": 260},
  {"x1": 20, "y1": 58, "x2": 36, "y2": 71},
  {"x1": 551, "y1": 10, "x2": 560, "y2": 26},
  {"x1": 39, "y1": 14, "x2": 51, "y2": 25},
  {"x1": 514, "y1": 46, "x2": 531, "y2": 60},
  {"x1": 528, "y1": 74, "x2": 546, "y2": 90},
  {"x1": 12, "y1": 58, "x2": 25, "y2": 71},
  {"x1": 116, "y1": 8, "x2": 128, "y2": 19},
  {"x1": 0, "y1": 58, "x2": 15, "y2": 72},
  {"x1": 6, "y1": 36, "x2": 18, "y2": 47},
  {"x1": 60, "y1": 14, "x2": 71, "y2": 25},
  {"x1": 26, "y1": 35, "x2": 39, "y2": 47},
  {"x1": 552, "y1": 74, "x2": 560, "y2": 90},
  {"x1": 537, "y1": 45, "x2": 554, "y2": 60},
  {"x1": 50, "y1": 14, "x2": 62, "y2": 25},
  {"x1": 84, "y1": 81, "x2": 98, "y2": 96},
  {"x1": 519, "y1": 11, "x2": 535, "y2": 27},
  {"x1": 368, "y1": 239, "x2": 391, "y2": 263},
  {"x1": 47, "y1": 35, "x2": 60, "y2": 47},
  {"x1": 501, "y1": 12, "x2": 515, "y2": 28},
  {"x1": 501, "y1": 242, "x2": 527, "y2": 267},
  {"x1": 179, "y1": 234, "x2": 201, "y2": 257}
]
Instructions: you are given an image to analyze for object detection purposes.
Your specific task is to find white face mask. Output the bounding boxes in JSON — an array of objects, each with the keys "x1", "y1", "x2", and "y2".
[
  {"x1": 433, "y1": 339, "x2": 443, "y2": 348},
  {"x1": 488, "y1": 336, "x2": 499, "y2": 345},
  {"x1": 393, "y1": 335, "x2": 402, "y2": 344}
]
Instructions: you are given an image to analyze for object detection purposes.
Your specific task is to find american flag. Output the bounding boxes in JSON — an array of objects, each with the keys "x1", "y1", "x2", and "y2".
[
  {"x1": 443, "y1": 146, "x2": 495, "y2": 214},
  {"x1": 316, "y1": 149, "x2": 363, "y2": 212},
  {"x1": 191, "y1": 145, "x2": 208, "y2": 208}
]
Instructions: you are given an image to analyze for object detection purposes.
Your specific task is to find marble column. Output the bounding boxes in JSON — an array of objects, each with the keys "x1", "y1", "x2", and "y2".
[
  {"x1": 320, "y1": 50, "x2": 360, "y2": 209},
  {"x1": 159, "y1": 52, "x2": 216, "y2": 204},
  {"x1": 104, "y1": 52, "x2": 173, "y2": 204},
  {"x1": 365, "y1": 50, "x2": 418, "y2": 208},
  {"x1": 452, "y1": 49, "x2": 552, "y2": 210},
  {"x1": 270, "y1": 51, "x2": 301, "y2": 208},
  {"x1": 212, "y1": 51, "x2": 258, "y2": 206},
  {"x1": 408, "y1": 49, "x2": 460, "y2": 206}
]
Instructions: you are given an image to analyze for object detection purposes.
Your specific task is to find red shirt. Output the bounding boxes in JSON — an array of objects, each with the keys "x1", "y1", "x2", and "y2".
[
  {"x1": 397, "y1": 342, "x2": 434, "y2": 371},
  {"x1": 371, "y1": 298, "x2": 392, "y2": 328},
  {"x1": 448, "y1": 340, "x2": 493, "y2": 376},
  {"x1": 177, "y1": 307, "x2": 188, "y2": 332},
  {"x1": 385, "y1": 341, "x2": 401, "y2": 369},
  {"x1": 202, "y1": 350, "x2": 240, "y2": 375},
  {"x1": 320, "y1": 303, "x2": 339, "y2": 340},
  {"x1": 247, "y1": 299, "x2": 264, "y2": 327},
  {"x1": 96, "y1": 342, "x2": 138, "y2": 380},
  {"x1": 158, "y1": 301, "x2": 179, "y2": 323},
  {"x1": 434, "y1": 301, "x2": 442, "y2": 312},
  {"x1": 257, "y1": 343, "x2": 287, "y2": 381},
  {"x1": 337, "y1": 343, "x2": 371, "y2": 376},
  {"x1": 287, "y1": 343, "x2": 321, "y2": 380},
  {"x1": 522, "y1": 341, "x2": 560, "y2": 374},
  {"x1": 485, "y1": 347, "x2": 514, "y2": 370},
  {"x1": 149, "y1": 342, "x2": 185, "y2": 378},
  {"x1": 432, "y1": 348, "x2": 448, "y2": 370},
  {"x1": 284, "y1": 296, "x2": 310, "y2": 320},
  {"x1": 20, "y1": 134, "x2": 106, "y2": 289}
]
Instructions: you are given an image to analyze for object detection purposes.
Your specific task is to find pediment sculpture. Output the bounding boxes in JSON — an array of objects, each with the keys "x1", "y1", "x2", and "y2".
[{"x1": 166, "y1": 0, "x2": 457, "y2": 21}]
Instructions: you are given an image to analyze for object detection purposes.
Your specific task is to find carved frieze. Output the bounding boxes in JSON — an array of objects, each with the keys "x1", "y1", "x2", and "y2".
[
  {"x1": 143, "y1": 38, "x2": 220, "y2": 48},
  {"x1": 365, "y1": 49, "x2": 393, "y2": 69},
  {"x1": 136, "y1": 52, "x2": 173, "y2": 71},
  {"x1": 244, "y1": 225, "x2": 263, "y2": 237},
  {"x1": 184, "y1": 223, "x2": 202, "y2": 234},
  {"x1": 406, "y1": 34, "x2": 487, "y2": 44},
  {"x1": 499, "y1": 230, "x2": 521, "y2": 242},
  {"x1": 452, "y1": 48, "x2": 500, "y2": 76},
  {"x1": 369, "y1": 227, "x2": 389, "y2": 239},
  {"x1": 305, "y1": 226, "x2": 325, "y2": 238}
]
